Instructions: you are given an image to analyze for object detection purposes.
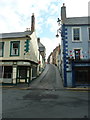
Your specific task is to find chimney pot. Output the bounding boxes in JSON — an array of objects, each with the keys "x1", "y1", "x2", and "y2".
[
  {"x1": 63, "y1": 3, "x2": 65, "y2": 6},
  {"x1": 37, "y1": 38, "x2": 40, "y2": 43},
  {"x1": 31, "y1": 13, "x2": 35, "y2": 32}
]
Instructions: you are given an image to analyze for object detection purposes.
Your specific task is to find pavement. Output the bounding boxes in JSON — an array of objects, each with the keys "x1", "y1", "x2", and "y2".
[{"x1": 1, "y1": 83, "x2": 90, "y2": 91}]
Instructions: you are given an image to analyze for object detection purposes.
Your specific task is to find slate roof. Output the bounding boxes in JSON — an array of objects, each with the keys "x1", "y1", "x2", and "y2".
[
  {"x1": 0, "y1": 31, "x2": 32, "y2": 39},
  {"x1": 64, "y1": 17, "x2": 90, "y2": 25},
  {"x1": 38, "y1": 42, "x2": 45, "y2": 52}
]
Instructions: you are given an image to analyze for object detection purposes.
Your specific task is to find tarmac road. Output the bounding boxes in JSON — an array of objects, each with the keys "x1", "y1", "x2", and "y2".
[
  {"x1": 1, "y1": 64, "x2": 89, "y2": 118},
  {"x1": 29, "y1": 64, "x2": 63, "y2": 90}
]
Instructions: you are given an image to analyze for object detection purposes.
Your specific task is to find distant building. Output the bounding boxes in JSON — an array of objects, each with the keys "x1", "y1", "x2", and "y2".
[
  {"x1": 60, "y1": 4, "x2": 90, "y2": 87},
  {"x1": 47, "y1": 52, "x2": 53, "y2": 64},
  {"x1": 47, "y1": 44, "x2": 61, "y2": 69},
  {"x1": 0, "y1": 13, "x2": 40, "y2": 84},
  {"x1": 37, "y1": 38, "x2": 46, "y2": 74}
]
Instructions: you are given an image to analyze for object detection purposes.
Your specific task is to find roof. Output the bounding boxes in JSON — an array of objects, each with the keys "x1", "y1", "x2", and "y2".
[
  {"x1": 64, "y1": 17, "x2": 90, "y2": 25},
  {"x1": 38, "y1": 42, "x2": 45, "y2": 52},
  {"x1": 0, "y1": 31, "x2": 32, "y2": 39}
]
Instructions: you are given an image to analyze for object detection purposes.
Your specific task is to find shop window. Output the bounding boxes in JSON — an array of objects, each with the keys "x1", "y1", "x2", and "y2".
[{"x1": 3, "y1": 66, "x2": 12, "y2": 78}]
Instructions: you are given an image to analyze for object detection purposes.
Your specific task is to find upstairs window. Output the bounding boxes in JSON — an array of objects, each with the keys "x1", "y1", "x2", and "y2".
[
  {"x1": 74, "y1": 49, "x2": 81, "y2": 60},
  {"x1": 0, "y1": 42, "x2": 4, "y2": 57},
  {"x1": 10, "y1": 41, "x2": 20, "y2": 56},
  {"x1": 73, "y1": 28, "x2": 80, "y2": 41}
]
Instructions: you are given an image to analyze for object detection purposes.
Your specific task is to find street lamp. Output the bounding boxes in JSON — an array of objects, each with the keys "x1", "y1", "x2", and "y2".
[{"x1": 56, "y1": 18, "x2": 61, "y2": 38}]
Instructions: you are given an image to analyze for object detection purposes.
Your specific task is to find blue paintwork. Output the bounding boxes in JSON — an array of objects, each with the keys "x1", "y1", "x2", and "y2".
[{"x1": 61, "y1": 21, "x2": 90, "y2": 87}]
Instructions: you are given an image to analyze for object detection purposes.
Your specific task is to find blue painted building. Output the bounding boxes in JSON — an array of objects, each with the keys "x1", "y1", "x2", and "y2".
[{"x1": 61, "y1": 4, "x2": 90, "y2": 87}]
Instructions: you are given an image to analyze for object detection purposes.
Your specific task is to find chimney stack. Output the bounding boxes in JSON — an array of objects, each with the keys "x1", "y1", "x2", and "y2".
[
  {"x1": 61, "y1": 3, "x2": 66, "y2": 23},
  {"x1": 37, "y1": 38, "x2": 40, "y2": 43},
  {"x1": 31, "y1": 13, "x2": 35, "y2": 32}
]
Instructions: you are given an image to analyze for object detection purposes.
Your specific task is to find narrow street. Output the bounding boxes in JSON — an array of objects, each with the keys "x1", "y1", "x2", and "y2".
[
  {"x1": 30, "y1": 64, "x2": 63, "y2": 90},
  {"x1": 2, "y1": 64, "x2": 89, "y2": 118}
]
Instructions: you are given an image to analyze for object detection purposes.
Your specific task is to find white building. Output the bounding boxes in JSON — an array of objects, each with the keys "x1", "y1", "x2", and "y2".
[{"x1": 0, "y1": 13, "x2": 40, "y2": 85}]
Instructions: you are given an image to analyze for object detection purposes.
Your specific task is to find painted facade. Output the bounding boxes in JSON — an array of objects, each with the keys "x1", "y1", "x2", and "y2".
[
  {"x1": 0, "y1": 13, "x2": 40, "y2": 84},
  {"x1": 60, "y1": 4, "x2": 90, "y2": 87},
  {"x1": 47, "y1": 45, "x2": 61, "y2": 69}
]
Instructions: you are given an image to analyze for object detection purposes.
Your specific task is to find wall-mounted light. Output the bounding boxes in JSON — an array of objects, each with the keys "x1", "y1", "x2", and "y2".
[{"x1": 56, "y1": 18, "x2": 61, "y2": 38}]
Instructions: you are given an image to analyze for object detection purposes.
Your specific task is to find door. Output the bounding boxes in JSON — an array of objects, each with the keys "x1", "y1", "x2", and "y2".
[
  {"x1": 75, "y1": 67, "x2": 89, "y2": 84},
  {"x1": 17, "y1": 66, "x2": 27, "y2": 83}
]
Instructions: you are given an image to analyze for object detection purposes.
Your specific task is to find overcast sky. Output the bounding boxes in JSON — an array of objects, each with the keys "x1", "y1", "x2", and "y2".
[{"x1": 0, "y1": 0, "x2": 89, "y2": 59}]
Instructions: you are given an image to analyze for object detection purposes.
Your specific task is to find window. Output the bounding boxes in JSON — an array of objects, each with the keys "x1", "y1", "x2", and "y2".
[
  {"x1": 0, "y1": 66, "x2": 12, "y2": 78},
  {"x1": 74, "y1": 49, "x2": 81, "y2": 60},
  {"x1": 0, "y1": 66, "x2": 3, "y2": 78},
  {"x1": 10, "y1": 41, "x2": 20, "y2": 56},
  {"x1": 0, "y1": 42, "x2": 4, "y2": 57},
  {"x1": 3, "y1": 66, "x2": 12, "y2": 78},
  {"x1": 89, "y1": 28, "x2": 90, "y2": 41},
  {"x1": 73, "y1": 28, "x2": 80, "y2": 41}
]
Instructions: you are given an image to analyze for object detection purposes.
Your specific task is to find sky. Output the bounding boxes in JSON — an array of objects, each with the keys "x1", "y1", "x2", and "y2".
[{"x1": 0, "y1": 0, "x2": 89, "y2": 59}]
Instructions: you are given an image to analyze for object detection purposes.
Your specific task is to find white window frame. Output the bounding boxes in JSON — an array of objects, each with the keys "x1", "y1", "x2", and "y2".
[{"x1": 72, "y1": 27, "x2": 82, "y2": 42}]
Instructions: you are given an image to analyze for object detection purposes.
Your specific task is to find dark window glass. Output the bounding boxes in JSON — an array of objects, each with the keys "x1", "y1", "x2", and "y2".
[
  {"x1": 89, "y1": 28, "x2": 90, "y2": 40},
  {"x1": 0, "y1": 42, "x2": 4, "y2": 57},
  {"x1": 0, "y1": 66, "x2": 3, "y2": 78},
  {"x1": 3, "y1": 66, "x2": 12, "y2": 78},
  {"x1": 19, "y1": 67, "x2": 27, "y2": 78}
]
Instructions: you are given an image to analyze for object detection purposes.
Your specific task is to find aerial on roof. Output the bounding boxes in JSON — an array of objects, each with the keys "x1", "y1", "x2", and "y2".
[
  {"x1": 64, "y1": 17, "x2": 90, "y2": 25},
  {"x1": 0, "y1": 31, "x2": 32, "y2": 39}
]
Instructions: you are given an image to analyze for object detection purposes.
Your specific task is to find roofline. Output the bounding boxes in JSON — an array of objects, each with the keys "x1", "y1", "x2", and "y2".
[
  {"x1": 0, "y1": 36, "x2": 31, "y2": 40},
  {"x1": 0, "y1": 31, "x2": 32, "y2": 39},
  {"x1": 64, "y1": 24, "x2": 90, "y2": 26}
]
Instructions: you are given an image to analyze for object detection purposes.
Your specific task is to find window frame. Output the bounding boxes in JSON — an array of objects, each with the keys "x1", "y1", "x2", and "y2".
[
  {"x1": 72, "y1": 27, "x2": 81, "y2": 42},
  {"x1": 0, "y1": 42, "x2": 4, "y2": 57},
  {"x1": 88, "y1": 27, "x2": 90, "y2": 41},
  {"x1": 10, "y1": 41, "x2": 20, "y2": 56},
  {"x1": 73, "y1": 48, "x2": 83, "y2": 60}
]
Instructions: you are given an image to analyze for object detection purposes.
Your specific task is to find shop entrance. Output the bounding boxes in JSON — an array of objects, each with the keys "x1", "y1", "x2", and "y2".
[
  {"x1": 17, "y1": 66, "x2": 28, "y2": 83},
  {"x1": 75, "y1": 67, "x2": 90, "y2": 84}
]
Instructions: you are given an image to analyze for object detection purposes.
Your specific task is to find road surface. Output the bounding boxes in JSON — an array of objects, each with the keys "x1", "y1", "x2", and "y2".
[{"x1": 1, "y1": 64, "x2": 89, "y2": 118}]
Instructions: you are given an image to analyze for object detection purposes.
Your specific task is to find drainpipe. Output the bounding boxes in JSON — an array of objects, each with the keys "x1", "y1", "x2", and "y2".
[{"x1": 62, "y1": 24, "x2": 67, "y2": 87}]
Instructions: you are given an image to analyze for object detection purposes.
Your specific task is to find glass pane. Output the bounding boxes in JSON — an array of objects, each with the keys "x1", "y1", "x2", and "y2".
[
  {"x1": 11, "y1": 42, "x2": 19, "y2": 55},
  {"x1": 0, "y1": 66, "x2": 3, "y2": 78},
  {"x1": 0, "y1": 42, "x2": 3, "y2": 57},
  {"x1": 74, "y1": 49, "x2": 80, "y2": 60},
  {"x1": 73, "y1": 28, "x2": 80, "y2": 40},
  {"x1": 0, "y1": 43, "x2": 2, "y2": 49},
  {"x1": 3, "y1": 66, "x2": 12, "y2": 78},
  {"x1": 13, "y1": 43, "x2": 19, "y2": 48},
  {"x1": 89, "y1": 28, "x2": 90, "y2": 40},
  {"x1": 19, "y1": 67, "x2": 27, "y2": 78}
]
